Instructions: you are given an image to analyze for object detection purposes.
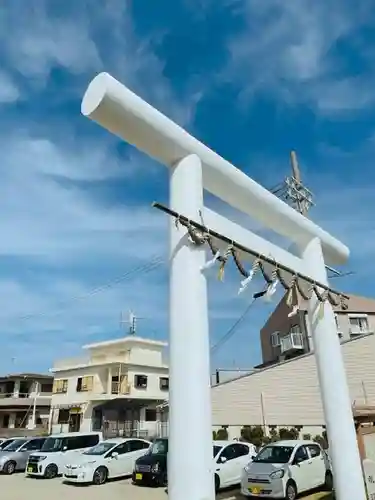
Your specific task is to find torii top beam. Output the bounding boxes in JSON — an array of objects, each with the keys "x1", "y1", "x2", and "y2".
[{"x1": 81, "y1": 72, "x2": 349, "y2": 266}]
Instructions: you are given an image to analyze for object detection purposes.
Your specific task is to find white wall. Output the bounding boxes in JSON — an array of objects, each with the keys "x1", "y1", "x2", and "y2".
[
  {"x1": 211, "y1": 333, "x2": 375, "y2": 429},
  {"x1": 127, "y1": 366, "x2": 168, "y2": 400},
  {"x1": 87, "y1": 341, "x2": 165, "y2": 368},
  {"x1": 51, "y1": 365, "x2": 108, "y2": 407}
]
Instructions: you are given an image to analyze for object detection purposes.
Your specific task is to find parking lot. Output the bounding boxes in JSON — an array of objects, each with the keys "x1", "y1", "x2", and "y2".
[{"x1": 0, "y1": 474, "x2": 242, "y2": 500}]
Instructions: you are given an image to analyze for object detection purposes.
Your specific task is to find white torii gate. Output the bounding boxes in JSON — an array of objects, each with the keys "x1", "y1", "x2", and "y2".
[{"x1": 81, "y1": 72, "x2": 366, "y2": 500}]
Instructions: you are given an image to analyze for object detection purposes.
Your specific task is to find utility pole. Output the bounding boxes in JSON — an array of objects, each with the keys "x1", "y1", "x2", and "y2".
[
  {"x1": 270, "y1": 150, "x2": 314, "y2": 216},
  {"x1": 270, "y1": 151, "x2": 353, "y2": 279}
]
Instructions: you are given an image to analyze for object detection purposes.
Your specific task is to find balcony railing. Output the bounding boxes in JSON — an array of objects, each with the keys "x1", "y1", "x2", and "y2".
[
  {"x1": 0, "y1": 392, "x2": 30, "y2": 399},
  {"x1": 111, "y1": 381, "x2": 131, "y2": 395},
  {"x1": 280, "y1": 332, "x2": 304, "y2": 353}
]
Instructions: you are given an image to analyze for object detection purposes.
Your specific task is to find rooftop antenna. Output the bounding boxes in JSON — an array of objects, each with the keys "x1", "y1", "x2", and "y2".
[{"x1": 120, "y1": 310, "x2": 145, "y2": 336}]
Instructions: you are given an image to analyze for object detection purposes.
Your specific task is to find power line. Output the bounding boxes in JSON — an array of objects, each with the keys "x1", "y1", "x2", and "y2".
[
  {"x1": 1, "y1": 256, "x2": 164, "y2": 325},
  {"x1": 210, "y1": 297, "x2": 257, "y2": 354}
]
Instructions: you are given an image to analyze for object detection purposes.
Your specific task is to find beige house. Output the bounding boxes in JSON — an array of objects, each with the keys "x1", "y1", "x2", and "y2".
[
  {"x1": 259, "y1": 291, "x2": 375, "y2": 366},
  {"x1": 50, "y1": 336, "x2": 169, "y2": 438},
  {"x1": 0, "y1": 373, "x2": 53, "y2": 436}
]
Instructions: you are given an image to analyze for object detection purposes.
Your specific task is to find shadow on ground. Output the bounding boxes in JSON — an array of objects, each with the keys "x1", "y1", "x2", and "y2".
[{"x1": 215, "y1": 487, "x2": 334, "y2": 500}]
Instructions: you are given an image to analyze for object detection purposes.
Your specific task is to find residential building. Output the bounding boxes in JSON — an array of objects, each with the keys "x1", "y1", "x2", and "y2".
[
  {"x1": 0, "y1": 373, "x2": 53, "y2": 436},
  {"x1": 158, "y1": 292, "x2": 375, "y2": 440},
  {"x1": 259, "y1": 291, "x2": 375, "y2": 366},
  {"x1": 158, "y1": 332, "x2": 375, "y2": 439},
  {"x1": 50, "y1": 336, "x2": 169, "y2": 438},
  {"x1": 211, "y1": 332, "x2": 375, "y2": 439}
]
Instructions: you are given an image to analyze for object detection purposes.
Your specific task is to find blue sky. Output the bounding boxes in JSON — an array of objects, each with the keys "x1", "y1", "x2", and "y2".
[{"x1": 1, "y1": 0, "x2": 375, "y2": 374}]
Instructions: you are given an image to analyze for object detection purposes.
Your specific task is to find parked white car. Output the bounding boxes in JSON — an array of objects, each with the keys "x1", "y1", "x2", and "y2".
[
  {"x1": 26, "y1": 431, "x2": 102, "y2": 479},
  {"x1": 214, "y1": 440, "x2": 257, "y2": 492},
  {"x1": 241, "y1": 439, "x2": 332, "y2": 499},
  {"x1": 63, "y1": 438, "x2": 151, "y2": 485}
]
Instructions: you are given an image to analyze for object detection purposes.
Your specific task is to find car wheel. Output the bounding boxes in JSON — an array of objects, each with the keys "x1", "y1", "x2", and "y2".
[
  {"x1": 93, "y1": 466, "x2": 108, "y2": 486},
  {"x1": 3, "y1": 461, "x2": 16, "y2": 475},
  {"x1": 324, "y1": 471, "x2": 334, "y2": 491},
  {"x1": 214, "y1": 474, "x2": 220, "y2": 493},
  {"x1": 285, "y1": 480, "x2": 297, "y2": 500},
  {"x1": 44, "y1": 464, "x2": 58, "y2": 479}
]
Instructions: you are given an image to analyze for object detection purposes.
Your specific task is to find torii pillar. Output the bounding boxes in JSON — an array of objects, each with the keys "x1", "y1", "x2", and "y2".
[{"x1": 81, "y1": 72, "x2": 366, "y2": 500}]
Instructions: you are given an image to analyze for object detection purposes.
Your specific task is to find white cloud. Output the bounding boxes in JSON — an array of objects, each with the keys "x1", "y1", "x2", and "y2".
[
  {"x1": 222, "y1": 0, "x2": 374, "y2": 114},
  {"x1": 0, "y1": 2, "x2": 203, "y2": 372},
  {"x1": 0, "y1": 71, "x2": 19, "y2": 103},
  {"x1": 0, "y1": 1, "x2": 199, "y2": 127}
]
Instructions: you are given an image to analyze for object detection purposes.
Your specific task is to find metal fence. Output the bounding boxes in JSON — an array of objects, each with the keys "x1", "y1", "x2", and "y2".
[{"x1": 102, "y1": 420, "x2": 169, "y2": 440}]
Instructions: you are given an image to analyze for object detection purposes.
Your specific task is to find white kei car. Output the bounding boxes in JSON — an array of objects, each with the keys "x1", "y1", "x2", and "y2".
[
  {"x1": 62, "y1": 437, "x2": 151, "y2": 485},
  {"x1": 214, "y1": 440, "x2": 257, "y2": 492},
  {"x1": 240, "y1": 440, "x2": 333, "y2": 499}
]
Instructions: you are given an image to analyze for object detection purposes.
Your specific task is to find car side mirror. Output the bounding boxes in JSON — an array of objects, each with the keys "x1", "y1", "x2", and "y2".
[
  {"x1": 112, "y1": 451, "x2": 119, "y2": 459},
  {"x1": 220, "y1": 456, "x2": 227, "y2": 464}
]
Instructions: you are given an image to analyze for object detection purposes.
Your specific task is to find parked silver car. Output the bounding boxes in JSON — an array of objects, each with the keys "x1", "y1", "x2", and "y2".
[
  {"x1": 0, "y1": 437, "x2": 46, "y2": 474},
  {"x1": 0, "y1": 437, "x2": 25, "y2": 450}
]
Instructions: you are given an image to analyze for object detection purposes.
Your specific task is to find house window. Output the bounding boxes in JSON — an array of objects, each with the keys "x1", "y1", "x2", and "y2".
[
  {"x1": 134, "y1": 375, "x2": 148, "y2": 389},
  {"x1": 349, "y1": 316, "x2": 369, "y2": 337},
  {"x1": 58, "y1": 409, "x2": 70, "y2": 424},
  {"x1": 271, "y1": 332, "x2": 280, "y2": 347},
  {"x1": 76, "y1": 376, "x2": 93, "y2": 392},
  {"x1": 41, "y1": 383, "x2": 53, "y2": 393},
  {"x1": 53, "y1": 379, "x2": 68, "y2": 394},
  {"x1": 159, "y1": 377, "x2": 169, "y2": 391},
  {"x1": 290, "y1": 325, "x2": 300, "y2": 334},
  {"x1": 145, "y1": 409, "x2": 157, "y2": 422}
]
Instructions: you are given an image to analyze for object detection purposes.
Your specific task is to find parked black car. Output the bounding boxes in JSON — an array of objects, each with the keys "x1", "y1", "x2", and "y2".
[{"x1": 132, "y1": 438, "x2": 168, "y2": 487}]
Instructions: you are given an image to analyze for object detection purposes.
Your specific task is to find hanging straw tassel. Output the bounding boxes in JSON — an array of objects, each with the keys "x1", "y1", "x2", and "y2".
[
  {"x1": 286, "y1": 278, "x2": 299, "y2": 317},
  {"x1": 218, "y1": 261, "x2": 226, "y2": 281},
  {"x1": 288, "y1": 304, "x2": 299, "y2": 318},
  {"x1": 317, "y1": 289, "x2": 329, "y2": 320},
  {"x1": 217, "y1": 246, "x2": 232, "y2": 282},
  {"x1": 317, "y1": 301, "x2": 325, "y2": 320},
  {"x1": 286, "y1": 287, "x2": 293, "y2": 308},
  {"x1": 238, "y1": 260, "x2": 260, "y2": 295},
  {"x1": 200, "y1": 251, "x2": 220, "y2": 272}
]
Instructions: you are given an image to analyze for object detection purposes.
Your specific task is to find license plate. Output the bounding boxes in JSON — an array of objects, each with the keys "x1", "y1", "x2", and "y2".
[
  {"x1": 249, "y1": 485, "x2": 262, "y2": 494},
  {"x1": 27, "y1": 467, "x2": 33, "y2": 473},
  {"x1": 135, "y1": 473, "x2": 143, "y2": 480}
]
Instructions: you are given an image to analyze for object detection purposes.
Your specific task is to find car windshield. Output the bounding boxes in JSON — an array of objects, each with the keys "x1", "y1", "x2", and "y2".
[
  {"x1": 41, "y1": 437, "x2": 65, "y2": 452},
  {"x1": 149, "y1": 439, "x2": 168, "y2": 455},
  {"x1": 253, "y1": 445, "x2": 294, "y2": 464},
  {"x1": 2, "y1": 438, "x2": 28, "y2": 452},
  {"x1": 213, "y1": 445, "x2": 223, "y2": 458},
  {"x1": 0, "y1": 439, "x2": 15, "y2": 450},
  {"x1": 83, "y1": 442, "x2": 116, "y2": 456}
]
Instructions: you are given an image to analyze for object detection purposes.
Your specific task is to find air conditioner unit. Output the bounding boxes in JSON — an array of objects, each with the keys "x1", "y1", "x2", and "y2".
[{"x1": 280, "y1": 332, "x2": 304, "y2": 353}]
